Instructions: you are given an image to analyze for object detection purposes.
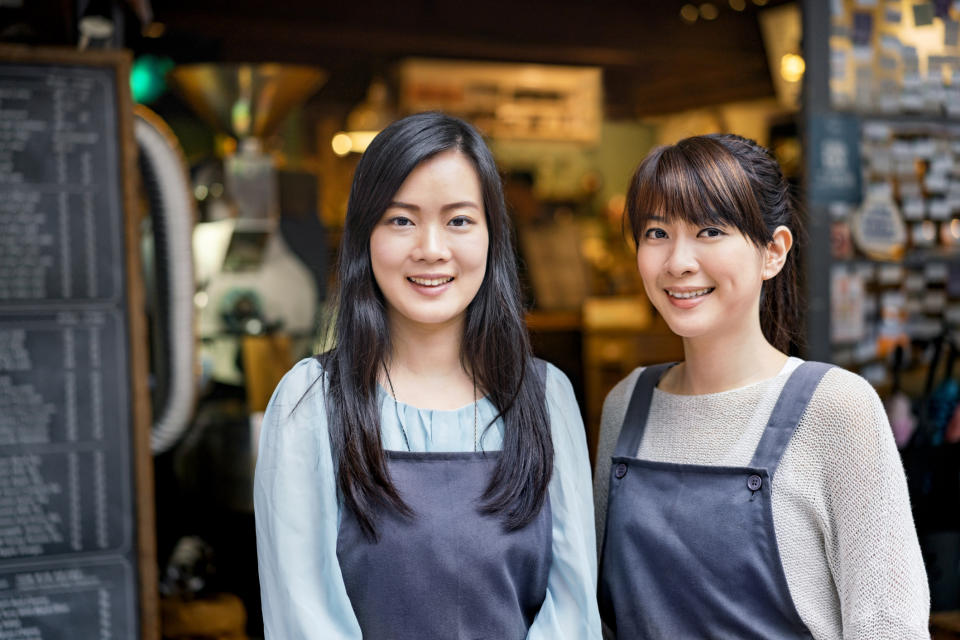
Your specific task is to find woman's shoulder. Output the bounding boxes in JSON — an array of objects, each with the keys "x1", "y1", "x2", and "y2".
[
  {"x1": 797, "y1": 361, "x2": 889, "y2": 443},
  {"x1": 601, "y1": 366, "x2": 651, "y2": 421},
  {"x1": 539, "y1": 360, "x2": 580, "y2": 418},
  {"x1": 537, "y1": 359, "x2": 586, "y2": 427},
  {"x1": 539, "y1": 359, "x2": 572, "y2": 392},
  {"x1": 268, "y1": 356, "x2": 328, "y2": 409},
  {"x1": 257, "y1": 357, "x2": 331, "y2": 471},
  {"x1": 805, "y1": 362, "x2": 884, "y2": 415}
]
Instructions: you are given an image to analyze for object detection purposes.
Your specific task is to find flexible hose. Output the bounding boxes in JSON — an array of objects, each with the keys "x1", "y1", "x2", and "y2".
[{"x1": 134, "y1": 105, "x2": 197, "y2": 455}]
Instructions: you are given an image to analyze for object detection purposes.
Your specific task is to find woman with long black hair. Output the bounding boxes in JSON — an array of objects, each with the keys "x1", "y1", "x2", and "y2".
[
  {"x1": 595, "y1": 134, "x2": 928, "y2": 638},
  {"x1": 255, "y1": 112, "x2": 600, "y2": 639}
]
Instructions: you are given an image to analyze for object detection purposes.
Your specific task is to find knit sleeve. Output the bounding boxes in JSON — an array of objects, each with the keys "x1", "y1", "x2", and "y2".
[
  {"x1": 799, "y1": 368, "x2": 930, "y2": 639},
  {"x1": 593, "y1": 367, "x2": 643, "y2": 557}
]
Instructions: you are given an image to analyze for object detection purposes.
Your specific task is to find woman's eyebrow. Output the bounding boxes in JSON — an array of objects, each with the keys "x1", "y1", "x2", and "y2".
[
  {"x1": 441, "y1": 201, "x2": 481, "y2": 212},
  {"x1": 387, "y1": 200, "x2": 481, "y2": 212}
]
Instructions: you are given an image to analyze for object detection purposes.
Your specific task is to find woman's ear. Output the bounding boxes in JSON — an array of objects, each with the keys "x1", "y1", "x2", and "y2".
[{"x1": 762, "y1": 226, "x2": 793, "y2": 280}]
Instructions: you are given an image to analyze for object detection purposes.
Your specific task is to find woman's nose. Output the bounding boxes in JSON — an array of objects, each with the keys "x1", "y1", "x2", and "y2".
[
  {"x1": 412, "y1": 224, "x2": 451, "y2": 262},
  {"x1": 665, "y1": 238, "x2": 698, "y2": 277}
]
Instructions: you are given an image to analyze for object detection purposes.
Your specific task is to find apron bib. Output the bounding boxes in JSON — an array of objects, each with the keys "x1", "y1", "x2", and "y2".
[
  {"x1": 337, "y1": 360, "x2": 552, "y2": 640},
  {"x1": 599, "y1": 361, "x2": 831, "y2": 639}
]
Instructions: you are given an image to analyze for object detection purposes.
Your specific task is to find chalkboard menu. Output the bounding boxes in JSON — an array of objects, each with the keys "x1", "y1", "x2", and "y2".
[{"x1": 0, "y1": 47, "x2": 156, "y2": 639}]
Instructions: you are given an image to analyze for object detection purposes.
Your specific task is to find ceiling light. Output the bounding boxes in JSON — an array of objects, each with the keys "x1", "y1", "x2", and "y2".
[
  {"x1": 681, "y1": 4, "x2": 699, "y2": 23},
  {"x1": 332, "y1": 78, "x2": 395, "y2": 155},
  {"x1": 780, "y1": 53, "x2": 805, "y2": 82}
]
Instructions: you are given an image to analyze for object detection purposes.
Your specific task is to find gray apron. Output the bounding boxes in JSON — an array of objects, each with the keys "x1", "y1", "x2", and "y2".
[
  {"x1": 336, "y1": 360, "x2": 552, "y2": 640},
  {"x1": 599, "y1": 361, "x2": 831, "y2": 639}
]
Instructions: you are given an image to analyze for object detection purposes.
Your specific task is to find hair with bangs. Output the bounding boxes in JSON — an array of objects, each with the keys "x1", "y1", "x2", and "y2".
[
  {"x1": 625, "y1": 133, "x2": 804, "y2": 352},
  {"x1": 316, "y1": 112, "x2": 552, "y2": 540}
]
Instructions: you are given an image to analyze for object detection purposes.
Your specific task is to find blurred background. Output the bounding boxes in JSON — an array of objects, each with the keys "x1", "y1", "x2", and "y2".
[{"x1": 3, "y1": 1, "x2": 960, "y2": 637}]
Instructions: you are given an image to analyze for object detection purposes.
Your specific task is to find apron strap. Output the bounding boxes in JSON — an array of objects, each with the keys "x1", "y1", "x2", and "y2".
[
  {"x1": 613, "y1": 363, "x2": 674, "y2": 458},
  {"x1": 749, "y1": 361, "x2": 833, "y2": 473}
]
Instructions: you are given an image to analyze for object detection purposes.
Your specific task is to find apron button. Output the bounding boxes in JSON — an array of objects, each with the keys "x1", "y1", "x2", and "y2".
[
  {"x1": 747, "y1": 474, "x2": 763, "y2": 491},
  {"x1": 615, "y1": 463, "x2": 628, "y2": 479}
]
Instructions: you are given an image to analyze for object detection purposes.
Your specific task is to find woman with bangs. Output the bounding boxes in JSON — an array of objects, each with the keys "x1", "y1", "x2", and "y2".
[
  {"x1": 594, "y1": 134, "x2": 929, "y2": 638},
  {"x1": 254, "y1": 112, "x2": 601, "y2": 639}
]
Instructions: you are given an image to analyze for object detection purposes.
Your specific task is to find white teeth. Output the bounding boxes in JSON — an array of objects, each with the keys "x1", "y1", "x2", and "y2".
[
  {"x1": 667, "y1": 288, "x2": 713, "y2": 299},
  {"x1": 408, "y1": 276, "x2": 454, "y2": 286}
]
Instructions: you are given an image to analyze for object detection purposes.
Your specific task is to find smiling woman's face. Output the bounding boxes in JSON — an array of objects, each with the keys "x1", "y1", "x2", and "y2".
[
  {"x1": 369, "y1": 150, "x2": 489, "y2": 333},
  {"x1": 635, "y1": 216, "x2": 767, "y2": 343}
]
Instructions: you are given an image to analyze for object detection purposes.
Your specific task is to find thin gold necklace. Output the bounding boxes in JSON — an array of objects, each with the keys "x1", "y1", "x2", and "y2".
[{"x1": 383, "y1": 366, "x2": 479, "y2": 451}]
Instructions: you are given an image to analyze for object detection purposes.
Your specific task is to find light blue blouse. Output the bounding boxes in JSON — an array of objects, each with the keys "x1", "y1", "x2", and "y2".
[{"x1": 254, "y1": 357, "x2": 602, "y2": 639}]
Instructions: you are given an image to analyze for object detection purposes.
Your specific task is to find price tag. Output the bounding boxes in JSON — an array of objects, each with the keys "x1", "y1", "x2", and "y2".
[
  {"x1": 830, "y1": 202, "x2": 853, "y2": 219},
  {"x1": 892, "y1": 140, "x2": 914, "y2": 158},
  {"x1": 831, "y1": 266, "x2": 867, "y2": 343},
  {"x1": 911, "y1": 220, "x2": 938, "y2": 246},
  {"x1": 878, "y1": 263, "x2": 905, "y2": 284},
  {"x1": 860, "y1": 362, "x2": 888, "y2": 385},
  {"x1": 946, "y1": 304, "x2": 960, "y2": 325},
  {"x1": 926, "y1": 174, "x2": 949, "y2": 193},
  {"x1": 913, "y1": 138, "x2": 936, "y2": 158},
  {"x1": 863, "y1": 122, "x2": 892, "y2": 140},
  {"x1": 902, "y1": 198, "x2": 926, "y2": 220},
  {"x1": 904, "y1": 72, "x2": 924, "y2": 91},
  {"x1": 930, "y1": 199, "x2": 952, "y2": 220},
  {"x1": 880, "y1": 33, "x2": 902, "y2": 51},
  {"x1": 947, "y1": 20, "x2": 960, "y2": 47},
  {"x1": 931, "y1": 154, "x2": 954, "y2": 173},
  {"x1": 907, "y1": 318, "x2": 943, "y2": 339},
  {"x1": 900, "y1": 181, "x2": 923, "y2": 199},
  {"x1": 879, "y1": 94, "x2": 901, "y2": 113},
  {"x1": 869, "y1": 150, "x2": 893, "y2": 173},
  {"x1": 855, "y1": 338, "x2": 879, "y2": 363},
  {"x1": 925, "y1": 262, "x2": 949, "y2": 282},
  {"x1": 914, "y1": 2, "x2": 935, "y2": 26},
  {"x1": 924, "y1": 290, "x2": 947, "y2": 312},
  {"x1": 856, "y1": 261, "x2": 878, "y2": 281},
  {"x1": 905, "y1": 273, "x2": 927, "y2": 292}
]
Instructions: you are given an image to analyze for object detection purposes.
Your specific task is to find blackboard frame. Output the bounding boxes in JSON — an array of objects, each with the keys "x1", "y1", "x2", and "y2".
[{"x1": 0, "y1": 44, "x2": 157, "y2": 640}]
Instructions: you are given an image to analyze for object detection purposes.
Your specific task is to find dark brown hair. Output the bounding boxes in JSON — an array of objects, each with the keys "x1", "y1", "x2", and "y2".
[
  {"x1": 625, "y1": 133, "x2": 804, "y2": 352},
  {"x1": 317, "y1": 112, "x2": 552, "y2": 540}
]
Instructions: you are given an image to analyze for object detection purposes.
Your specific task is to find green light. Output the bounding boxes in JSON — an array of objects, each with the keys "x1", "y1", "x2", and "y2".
[
  {"x1": 231, "y1": 99, "x2": 252, "y2": 137},
  {"x1": 131, "y1": 55, "x2": 173, "y2": 104}
]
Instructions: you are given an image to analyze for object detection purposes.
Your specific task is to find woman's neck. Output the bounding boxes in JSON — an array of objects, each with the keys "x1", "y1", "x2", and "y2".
[
  {"x1": 663, "y1": 324, "x2": 788, "y2": 396},
  {"x1": 384, "y1": 314, "x2": 476, "y2": 409}
]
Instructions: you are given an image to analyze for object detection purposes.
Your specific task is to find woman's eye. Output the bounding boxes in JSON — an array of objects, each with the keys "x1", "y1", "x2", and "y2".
[
  {"x1": 387, "y1": 216, "x2": 414, "y2": 227},
  {"x1": 699, "y1": 227, "x2": 725, "y2": 238},
  {"x1": 644, "y1": 228, "x2": 667, "y2": 240},
  {"x1": 448, "y1": 216, "x2": 472, "y2": 227}
]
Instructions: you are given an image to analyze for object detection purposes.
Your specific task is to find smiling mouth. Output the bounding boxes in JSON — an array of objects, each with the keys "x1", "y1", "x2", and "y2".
[
  {"x1": 408, "y1": 276, "x2": 454, "y2": 287},
  {"x1": 666, "y1": 287, "x2": 714, "y2": 299}
]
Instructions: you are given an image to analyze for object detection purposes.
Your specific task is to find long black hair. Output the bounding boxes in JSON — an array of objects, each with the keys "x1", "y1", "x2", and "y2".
[
  {"x1": 625, "y1": 133, "x2": 804, "y2": 352},
  {"x1": 319, "y1": 112, "x2": 552, "y2": 539}
]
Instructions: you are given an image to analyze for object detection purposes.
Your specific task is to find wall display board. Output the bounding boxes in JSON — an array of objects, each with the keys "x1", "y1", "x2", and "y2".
[
  {"x1": 830, "y1": 0, "x2": 960, "y2": 115},
  {"x1": 829, "y1": 120, "x2": 960, "y2": 373},
  {"x1": 0, "y1": 46, "x2": 156, "y2": 639},
  {"x1": 808, "y1": 2, "x2": 960, "y2": 616},
  {"x1": 807, "y1": 2, "x2": 960, "y2": 374}
]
